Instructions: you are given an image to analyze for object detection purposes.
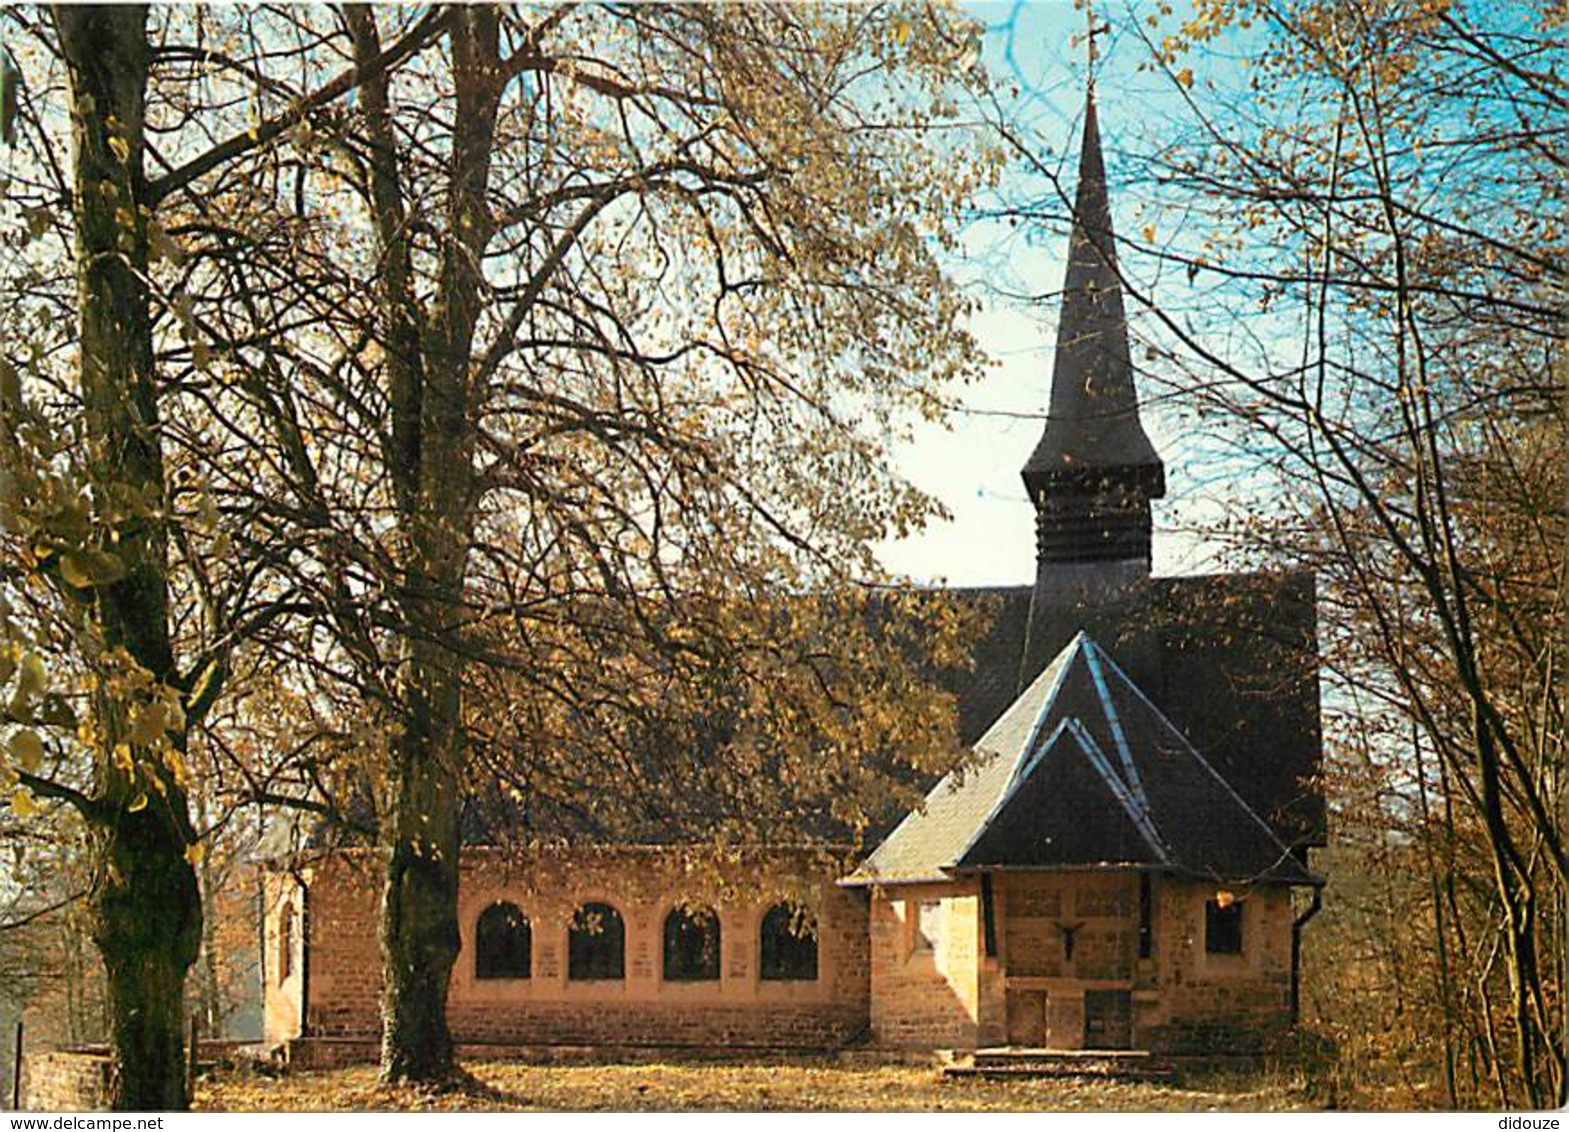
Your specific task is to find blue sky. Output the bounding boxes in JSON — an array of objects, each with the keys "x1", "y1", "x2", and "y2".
[{"x1": 876, "y1": 0, "x2": 1231, "y2": 586}]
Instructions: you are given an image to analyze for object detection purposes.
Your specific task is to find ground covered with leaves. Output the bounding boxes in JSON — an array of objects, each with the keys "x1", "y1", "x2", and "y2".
[{"x1": 197, "y1": 1057, "x2": 1320, "y2": 1112}]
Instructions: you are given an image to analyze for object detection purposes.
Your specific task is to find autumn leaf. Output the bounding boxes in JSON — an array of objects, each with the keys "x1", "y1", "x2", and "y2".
[
  {"x1": 194, "y1": 1058, "x2": 1316, "y2": 1112},
  {"x1": 8, "y1": 726, "x2": 44, "y2": 771},
  {"x1": 129, "y1": 700, "x2": 169, "y2": 745},
  {"x1": 58, "y1": 553, "x2": 95, "y2": 589},
  {"x1": 22, "y1": 206, "x2": 50, "y2": 242},
  {"x1": 16, "y1": 652, "x2": 47, "y2": 698},
  {"x1": 56, "y1": 549, "x2": 129, "y2": 590},
  {"x1": 9, "y1": 786, "x2": 40, "y2": 818}
]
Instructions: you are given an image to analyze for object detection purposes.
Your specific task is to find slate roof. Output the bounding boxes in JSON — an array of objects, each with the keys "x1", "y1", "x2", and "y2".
[
  {"x1": 937, "y1": 571, "x2": 1324, "y2": 850},
  {"x1": 846, "y1": 632, "x2": 1319, "y2": 888},
  {"x1": 1021, "y1": 86, "x2": 1163, "y2": 495},
  {"x1": 255, "y1": 571, "x2": 1322, "y2": 863}
]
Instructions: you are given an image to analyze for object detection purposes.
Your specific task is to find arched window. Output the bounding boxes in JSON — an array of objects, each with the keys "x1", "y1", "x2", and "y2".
[
  {"x1": 475, "y1": 901, "x2": 531, "y2": 980},
  {"x1": 663, "y1": 906, "x2": 721, "y2": 982},
  {"x1": 759, "y1": 903, "x2": 818, "y2": 981},
  {"x1": 568, "y1": 902, "x2": 625, "y2": 980}
]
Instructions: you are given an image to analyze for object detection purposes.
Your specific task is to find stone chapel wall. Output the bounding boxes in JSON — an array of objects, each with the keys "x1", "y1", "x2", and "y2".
[
  {"x1": 263, "y1": 846, "x2": 869, "y2": 1056},
  {"x1": 867, "y1": 880, "x2": 989, "y2": 1049},
  {"x1": 1141, "y1": 879, "x2": 1295, "y2": 1052}
]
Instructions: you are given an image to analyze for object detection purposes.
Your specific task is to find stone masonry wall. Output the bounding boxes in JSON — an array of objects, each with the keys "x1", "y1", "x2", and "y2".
[
  {"x1": 1141, "y1": 878, "x2": 1295, "y2": 1053},
  {"x1": 263, "y1": 846, "x2": 869, "y2": 1053},
  {"x1": 867, "y1": 881, "x2": 990, "y2": 1050},
  {"x1": 992, "y1": 871, "x2": 1142, "y2": 1049},
  {"x1": 261, "y1": 869, "x2": 308, "y2": 1044},
  {"x1": 999, "y1": 872, "x2": 1140, "y2": 982},
  {"x1": 977, "y1": 871, "x2": 1297, "y2": 1053},
  {"x1": 262, "y1": 855, "x2": 1300, "y2": 1057}
]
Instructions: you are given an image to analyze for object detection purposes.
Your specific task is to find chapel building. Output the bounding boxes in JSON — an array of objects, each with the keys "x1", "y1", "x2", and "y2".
[{"x1": 260, "y1": 85, "x2": 1324, "y2": 1063}]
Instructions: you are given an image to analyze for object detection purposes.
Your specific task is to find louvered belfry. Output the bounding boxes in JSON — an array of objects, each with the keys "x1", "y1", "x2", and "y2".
[{"x1": 1019, "y1": 87, "x2": 1167, "y2": 686}]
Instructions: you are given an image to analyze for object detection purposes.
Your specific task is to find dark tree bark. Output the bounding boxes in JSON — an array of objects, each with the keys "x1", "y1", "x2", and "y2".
[
  {"x1": 52, "y1": 4, "x2": 203, "y2": 1111},
  {"x1": 345, "y1": 6, "x2": 501, "y2": 1084},
  {"x1": 192, "y1": 3, "x2": 986, "y2": 1088}
]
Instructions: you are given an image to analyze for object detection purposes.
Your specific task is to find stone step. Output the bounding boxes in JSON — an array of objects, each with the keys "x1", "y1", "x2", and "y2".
[
  {"x1": 945, "y1": 1063, "x2": 1178, "y2": 1083},
  {"x1": 947, "y1": 1048, "x2": 1177, "y2": 1083}
]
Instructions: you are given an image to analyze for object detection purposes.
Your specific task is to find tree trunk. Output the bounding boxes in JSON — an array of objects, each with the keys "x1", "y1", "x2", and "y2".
[
  {"x1": 91, "y1": 803, "x2": 202, "y2": 1109},
  {"x1": 345, "y1": 6, "x2": 500, "y2": 1085},
  {"x1": 54, "y1": 5, "x2": 204, "y2": 1110},
  {"x1": 377, "y1": 654, "x2": 464, "y2": 1082}
]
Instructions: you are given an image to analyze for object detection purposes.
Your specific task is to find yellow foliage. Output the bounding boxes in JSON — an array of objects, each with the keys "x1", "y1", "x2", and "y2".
[
  {"x1": 196, "y1": 1059, "x2": 1315, "y2": 1112},
  {"x1": 9, "y1": 786, "x2": 40, "y2": 818},
  {"x1": 8, "y1": 726, "x2": 44, "y2": 771}
]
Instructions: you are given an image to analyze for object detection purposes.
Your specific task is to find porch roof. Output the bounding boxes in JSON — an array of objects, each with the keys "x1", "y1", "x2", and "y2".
[{"x1": 843, "y1": 632, "x2": 1319, "y2": 888}]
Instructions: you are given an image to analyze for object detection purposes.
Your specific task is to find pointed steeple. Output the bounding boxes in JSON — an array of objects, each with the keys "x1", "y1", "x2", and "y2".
[
  {"x1": 1017, "y1": 84, "x2": 1166, "y2": 689},
  {"x1": 1021, "y1": 87, "x2": 1163, "y2": 499}
]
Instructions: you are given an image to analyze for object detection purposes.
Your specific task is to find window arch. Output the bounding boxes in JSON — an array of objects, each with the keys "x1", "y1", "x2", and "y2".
[
  {"x1": 569, "y1": 902, "x2": 625, "y2": 980},
  {"x1": 759, "y1": 903, "x2": 818, "y2": 981},
  {"x1": 475, "y1": 901, "x2": 531, "y2": 980},
  {"x1": 663, "y1": 906, "x2": 721, "y2": 982}
]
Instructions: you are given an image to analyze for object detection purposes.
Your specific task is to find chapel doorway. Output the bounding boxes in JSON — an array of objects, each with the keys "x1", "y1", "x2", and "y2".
[
  {"x1": 1004, "y1": 989, "x2": 1047, "y2": 1046},
  {"x1": 1083, "y1": 989, "x2": 1133, "y2": 1049}
]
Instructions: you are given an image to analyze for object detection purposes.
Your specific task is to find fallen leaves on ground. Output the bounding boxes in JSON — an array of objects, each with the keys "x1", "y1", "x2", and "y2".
[{"x1": 197, "y1": 1057, "x2": 1319, "y2": 1112}]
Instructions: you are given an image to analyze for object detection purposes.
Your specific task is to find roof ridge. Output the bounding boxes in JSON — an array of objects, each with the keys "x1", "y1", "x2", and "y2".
[
  {"x1": 847, "y1": 625, "x2": 1320, "y2": 888},
  {"x1": 953, "y1": 715, "x2": 1075, "y2": 867},
  {"x1": 1081, "y1": 638, "x2": 1151, "y2": 812},
  {"x1": 953, "y1": 632, "x2": 1087, "y2": 869},
  {"x1": 1013, "y1": 715, "x2": 1075, "y2": 798},
  {"x1": 1007, "y1": 631, "x2": 1086, "y2": 787}
]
